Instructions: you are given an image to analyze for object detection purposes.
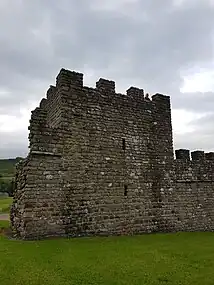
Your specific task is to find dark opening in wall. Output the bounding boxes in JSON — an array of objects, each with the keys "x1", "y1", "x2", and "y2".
[
  {"x1": 124, "y1": 185, "x2": 128, "y2": 196},
  {"x1": 122, "y1": 138, "x2": 126, "y2": 150}
]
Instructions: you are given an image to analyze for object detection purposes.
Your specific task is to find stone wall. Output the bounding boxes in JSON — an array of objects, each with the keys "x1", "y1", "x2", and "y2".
[
  {"x1": 10, "y1": 68, "x2": 214, "y2": 239},
  {"x1": 169, "y1": 150, "x2": 214, "y2": 232}
]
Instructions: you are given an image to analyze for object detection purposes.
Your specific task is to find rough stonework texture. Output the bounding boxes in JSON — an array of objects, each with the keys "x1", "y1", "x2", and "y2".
[{"x1": 10, "y1": 68, "x2": 214, "y2": 239}]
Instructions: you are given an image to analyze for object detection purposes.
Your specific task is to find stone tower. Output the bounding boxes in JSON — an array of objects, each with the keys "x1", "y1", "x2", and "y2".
[{"x1": 11, "y1": 68, "x2": 214, "y2": 239}]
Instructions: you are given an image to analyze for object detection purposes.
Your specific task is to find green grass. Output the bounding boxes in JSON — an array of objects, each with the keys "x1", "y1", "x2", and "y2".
[
  {"x1": 0, "y1": 197, "x2": 12, "y2": 213},
  {"x1": 0, "y1": 220, "x2": 9, "y2": 229},
  {"x1": 0, "y1": 231, "x2": 214, "y2": 285}
]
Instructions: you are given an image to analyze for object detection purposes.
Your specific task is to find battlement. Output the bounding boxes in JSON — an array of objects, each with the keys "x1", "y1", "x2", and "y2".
[
  {"x1": 33, "y1": 68, "x2": 172, "y2": 135},
  {"x1": 126, "y1": 87, "x2": 144, "y2": 99},
  {"x1": 46, "y1": 85, "x2": 57, "y2": 99},
  {"x1": 56, "y1": 68, "x2": 83, "y2": 88},
  {"x1": 175, "y1": 149, "x2": 214, "y2": 161},
  {"x1": 174, "y1": 149, "x2": 214, "y2": 185},
  {"x1": 205, "y1": 152, "x2": 214, "y2": 160},
  {"x1": 96, "y1": 78, "x2": 115, "y2": 93},
  {"x1": 31, "y1": 69, "x2": 172, "y2": 144},
  {"x1": 51, "y1": 68, "x2": 169, "y2": 104}
]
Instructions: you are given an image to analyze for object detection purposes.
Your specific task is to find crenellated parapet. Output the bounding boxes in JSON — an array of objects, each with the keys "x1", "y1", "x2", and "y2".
[
  {"x1": 205, "y1": 152, "x2": 214, "y2": 160},
  {"x1": 56, "y1": 68, "x2": 83, "y2": 89},
  {"x1": 126, "y1": 87, "x2": 144, "y2": 102},
  {"x1": 29, "y1": 68, "x2": 172, "y2": 159},
  {"x1": 174, "y1": 149, "x2": 214, "y2": 182},
  {"x1": 191, "y1": 150, "x2": 205, "y2": 161},
  {"x1": 31, "y1": 68, "x2": 172, "y2": 141},
  {"x1": 175, "y1": 149, "x2": 214, "y2": 162},
  {"x1": 175, "y1": 149, "x2": 190, "y2": 160},
  {"x1": 28, "y1": 102, "x2": 63, "y2": 156},
  {"x1": 96, "y1": 78, "x2": 115, "y2": 93},
  {"x1": 39, "y1": 68, "x2": 170, "y2": 109},
  {"x1": 46, "y1": 85, "x2": 57, "y2": 100}
]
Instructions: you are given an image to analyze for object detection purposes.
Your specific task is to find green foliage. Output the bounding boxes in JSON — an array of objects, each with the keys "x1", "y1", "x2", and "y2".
[
  {"x1": 0, "y1": 232, "x2": 214, "y2": 284},
  {"x1": 0, "y1": 179, "x2": 15, "y2": 197},
  {"x1": 0, "y1": 157, "x2": 22, "y2": 177},
  {"x1": 0, "y1": 157, "x2": 23, "y2": 196}
]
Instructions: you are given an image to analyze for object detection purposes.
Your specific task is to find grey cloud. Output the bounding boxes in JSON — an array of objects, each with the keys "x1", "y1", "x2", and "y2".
[
  {"x1": 0, "y1": 0, "x2": 214, "y2": 157},
  {"x1": 49, "y1": 0, "x2": 214, "y2": 95},
  {"x1": 174, "y1": 132, "x2": 214, "y2": 153},
  {"x1": 188, "y1": 113, "x2": 214, "y2": 134},
  {"x1": 0, "y1": 130, "x2": 28, "y2": 159},
  {"x1": 173, "y1": 110, "x2": 214, "y2": 152},
  {"x1": 171, "y1": 91, "x2": 214, "y2": 113}
]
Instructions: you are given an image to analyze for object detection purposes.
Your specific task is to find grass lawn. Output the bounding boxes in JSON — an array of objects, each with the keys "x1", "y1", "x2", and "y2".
[
  {"x1": 0, "y1": 197, "x2": 12, "y2": 213},
  {"x1": 0, "y1": 225, "x2": 214, "y2": 285},
  {"x1": 0, "y1": 220, "x2": 9, "y2": 229}
]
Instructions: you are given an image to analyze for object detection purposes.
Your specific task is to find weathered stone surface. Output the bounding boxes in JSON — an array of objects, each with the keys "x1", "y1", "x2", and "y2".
[{"x1": 10, "y1": 68, "x2": 214, "y2": 240}]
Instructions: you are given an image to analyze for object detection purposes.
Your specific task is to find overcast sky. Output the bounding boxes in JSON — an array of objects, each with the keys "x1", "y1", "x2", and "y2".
[{"x1": 0, "y1": 0, "x2": 214, "y2": 158}]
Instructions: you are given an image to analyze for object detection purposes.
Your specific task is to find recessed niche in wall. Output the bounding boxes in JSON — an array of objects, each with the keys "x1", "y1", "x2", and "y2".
[
  {"x1": 124, "y1": 185, "x2": 128, "y2": 196},
  {"x1": 122, "y1": 138, "x2": 126, "y2": 150}
]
